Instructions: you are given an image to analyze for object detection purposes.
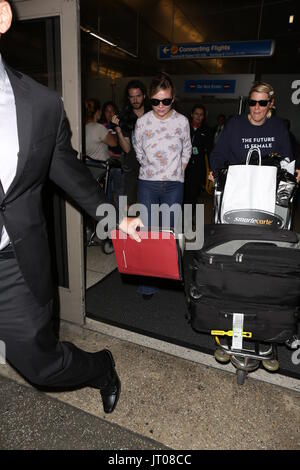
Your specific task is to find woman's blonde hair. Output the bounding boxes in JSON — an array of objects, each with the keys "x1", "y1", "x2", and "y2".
[{"x1": 249, "y1": 82, "x2": 275, "y2": 119}]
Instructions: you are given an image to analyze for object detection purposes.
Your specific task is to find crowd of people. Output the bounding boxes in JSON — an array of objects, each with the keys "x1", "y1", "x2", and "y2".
[
  {"x1": 84, "y1": 76, "x2": 226, "y2": 218},
  {"x1": 84, "y1": 74, "x2": 300, "y2": 301},
  {"x1": 84, "y1": 76, "x2": 300, "y2": 228}
]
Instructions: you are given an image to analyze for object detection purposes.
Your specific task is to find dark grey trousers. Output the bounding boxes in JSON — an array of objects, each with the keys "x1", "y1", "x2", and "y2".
[{"x1": 0, "y1": 256, "x2": 110, "y2": 389}]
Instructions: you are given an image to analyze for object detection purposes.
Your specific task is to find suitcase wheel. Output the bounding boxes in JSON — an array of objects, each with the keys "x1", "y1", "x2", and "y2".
[
  {"x1": 102, "y1": 239, "x2": 114, "y2": 255},
  {"x1": 262, "y1": 359, "x2": 279, "y2": 372},
  {"x1": 214, "y1": 348, "x2": 230, "y2": 364}
]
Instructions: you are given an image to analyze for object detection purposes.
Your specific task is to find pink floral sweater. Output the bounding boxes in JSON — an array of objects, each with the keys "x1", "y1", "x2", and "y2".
[{"x1": 133, "y1": 110, "x2": 192, "y2": 182}]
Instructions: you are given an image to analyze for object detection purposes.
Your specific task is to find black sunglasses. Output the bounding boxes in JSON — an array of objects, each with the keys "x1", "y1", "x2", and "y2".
[
  {"x1": 248, "y1": 99, "x2": 270, "y2": 107},
  {"x1": 150, "y1": 98, "x2": 173, "y2": 106}
]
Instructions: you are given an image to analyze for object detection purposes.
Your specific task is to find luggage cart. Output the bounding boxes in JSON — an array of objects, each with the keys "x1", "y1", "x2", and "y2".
[
  {"x1": 212, "y1": 332, "x2": 300, "y2": 385},
  {"x1": 213, "y1": 334, "x2": 279, "y2": 386},
  {"x1": 188, "y1": 225, "x2": 300, "y2": 385},
  {"x1": 84, "y1": 156, "x2": 114, "y2": 254},
  {"x1": 213, "y1": 170, "x2": 295, "y2": 229},
  {"x1": 204, "y1": 170, "x2": 299, "y2": 384}
]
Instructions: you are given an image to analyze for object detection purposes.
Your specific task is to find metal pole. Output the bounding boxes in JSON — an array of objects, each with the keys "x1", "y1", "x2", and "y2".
[
  {"x1": 238, "y1": 96, "x2": 244, "y2": 115},
  {"x1": 257, "y1": 0, "x2": 265, "y2": 40},
  {"x1": 171, "y1": 0, "x2": 175, "y2": 44},
  {"x1": 97, "y1": 15, "x2": 100, "y2": 78},
  {"x1": 253, "y1": 0, "x2": 264, "y2": 75}
]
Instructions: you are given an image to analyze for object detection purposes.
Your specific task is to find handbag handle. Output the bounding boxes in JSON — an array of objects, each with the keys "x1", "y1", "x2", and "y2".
[{"x1": 246, "y1": 146, "x2": 262, "y2": 166}]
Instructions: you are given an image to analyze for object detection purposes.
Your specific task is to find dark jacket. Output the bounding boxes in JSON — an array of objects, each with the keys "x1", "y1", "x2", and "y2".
[
  {"x1": 189, "y1": 124, "x2": 213, "y2": 159},
  {"x1": 0, "y1": 67, "x2": 106, "y2": 305},
  {"x1": 209, "y1": 114, "x2": 294, "y2": 170}
]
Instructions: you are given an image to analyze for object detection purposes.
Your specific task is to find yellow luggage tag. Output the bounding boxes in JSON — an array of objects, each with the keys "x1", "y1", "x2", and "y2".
[{"x1": 211, "y1": 330, "x2": 252, "y2": 339}]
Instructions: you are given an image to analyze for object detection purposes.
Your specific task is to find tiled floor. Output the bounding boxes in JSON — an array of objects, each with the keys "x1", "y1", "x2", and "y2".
[{"x1": 86, "y1": 244, "x2": 117, "y2": 289}]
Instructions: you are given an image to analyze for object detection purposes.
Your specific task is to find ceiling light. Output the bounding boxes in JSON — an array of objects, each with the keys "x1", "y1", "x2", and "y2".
[
  {"x1": 80, "y1": 26, "x2": 116, "y2": 47},
  {"x1": 289, "y1": 15, "x2": 294, "y2": 24},
  {"x1": 116, "y1": 46, "x2": 138, "y2": 58},
  {"x1": 80, "y1": 26, "x2": 138, "y2": 58}
]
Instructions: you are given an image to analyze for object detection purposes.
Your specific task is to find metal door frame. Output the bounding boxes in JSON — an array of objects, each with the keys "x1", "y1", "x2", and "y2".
[{"x1": 12, "y1": 0, "x2": 85, "y2": 324}]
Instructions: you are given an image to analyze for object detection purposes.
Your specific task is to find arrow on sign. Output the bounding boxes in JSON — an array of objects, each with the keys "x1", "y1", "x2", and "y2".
[{"x1": 162, "y1": 46, "x2": 170, "y2": 55}]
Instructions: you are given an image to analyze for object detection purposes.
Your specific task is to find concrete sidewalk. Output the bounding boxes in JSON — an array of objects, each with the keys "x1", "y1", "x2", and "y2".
[
  {"x1": 1, "y1": 321, "x2": 300, "y2": 450},
  {"x1": 0, "y1": 375, "x2": 167, "y2": 450}
]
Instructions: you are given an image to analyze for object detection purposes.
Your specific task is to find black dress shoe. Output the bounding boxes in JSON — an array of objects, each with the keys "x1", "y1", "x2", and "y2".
[{"x1": 100, "y1": 350, "x2": 121, "y2": 414}]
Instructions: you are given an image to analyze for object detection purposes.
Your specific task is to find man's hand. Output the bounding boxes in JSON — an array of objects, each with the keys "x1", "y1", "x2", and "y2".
[
  {"x1": 295, "y1": 169, "x2": 300, "y2": 183},
  {"x1": 111, "y1": 114, "x2": 120, "y2": 128},
  {"x1": 119, "y1": 217, "x2": 144, "y2": 242}
]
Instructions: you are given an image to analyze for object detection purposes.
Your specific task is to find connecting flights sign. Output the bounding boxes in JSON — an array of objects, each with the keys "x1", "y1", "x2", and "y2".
[{"x1": 158, "y1": 40, "x2": 275, "y2": 60}]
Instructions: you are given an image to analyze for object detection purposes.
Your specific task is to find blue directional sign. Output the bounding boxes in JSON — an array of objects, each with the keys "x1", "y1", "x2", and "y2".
[
  {"x1": 158, "y1": 40, "x2": 275, "y2": 60},
  {"x1": 185, "y1": 79, "x2": 236, "y2": 94}
]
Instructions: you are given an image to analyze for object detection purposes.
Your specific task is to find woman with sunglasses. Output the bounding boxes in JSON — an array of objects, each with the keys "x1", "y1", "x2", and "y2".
[
  {"x1": 133, "y1": 72, "x2": 192, "y2": 299},
  {"x1": 209, "y1": 82, "x2": 294, "y2": 174}
]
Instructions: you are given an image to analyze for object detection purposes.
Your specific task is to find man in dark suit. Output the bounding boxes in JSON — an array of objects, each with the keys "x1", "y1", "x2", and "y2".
[
  {"x1": 0, "y1": 0, "x2": 142, "y2": 414},
  {"x1": 212, "y1": 113, "x2": 226, "y2": 146}
]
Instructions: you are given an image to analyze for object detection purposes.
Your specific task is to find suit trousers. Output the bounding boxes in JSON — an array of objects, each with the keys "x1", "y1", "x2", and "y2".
[
  {"x1": 0, "y1": 255, "x2": 111, "y2": 390},
  {"x1": 184, "y1": 155, "x2": 207, "y2": 206},
  {"x1": 123, "y1": 150, "x2": 140, "y2": 207}
]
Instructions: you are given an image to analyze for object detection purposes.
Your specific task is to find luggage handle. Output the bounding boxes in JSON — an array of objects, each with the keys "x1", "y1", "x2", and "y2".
[
  {"x1": 246, "y1": 146, "x2": 262, "y2": 166},
  {"x1": 220, "y1": 311, "x2": 256, "y2": 320}
]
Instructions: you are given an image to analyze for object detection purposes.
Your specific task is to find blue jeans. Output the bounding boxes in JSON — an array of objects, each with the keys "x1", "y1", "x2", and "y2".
[
  {"x1": 107, "y1": 167, "x2": 125, "y2": 211},
  {"x1": 137, "y1": 179, "x2": 184, "y2": 230},
  {"x1": 137, "y1": 180, "x2": 184, "y2": 295}
]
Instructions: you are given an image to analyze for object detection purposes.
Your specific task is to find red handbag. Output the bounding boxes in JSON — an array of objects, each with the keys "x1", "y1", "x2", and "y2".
[{"x1": 111, "y1": 229, "x2": 182, "y2": 281}]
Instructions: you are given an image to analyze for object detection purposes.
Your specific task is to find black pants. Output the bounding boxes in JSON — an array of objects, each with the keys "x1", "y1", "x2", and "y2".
[
  {"x1": 184, "y1": 155, "x2": 206, "y2": 206},
  {"x1": 0, "y1": 256, "x2": 110, "y2": 390},
  {"x1": 123, "y1": 150, "x2": 140, "y2": 207}
]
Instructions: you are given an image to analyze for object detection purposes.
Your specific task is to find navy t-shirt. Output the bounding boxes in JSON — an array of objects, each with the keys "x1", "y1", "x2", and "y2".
[{"x1": 209, "y1": 114, "x2": 294, "y2": 170}]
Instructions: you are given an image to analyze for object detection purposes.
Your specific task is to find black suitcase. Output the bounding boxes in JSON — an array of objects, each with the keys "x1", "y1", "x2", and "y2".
[{"x1": 188, "y1": 224, "x2": 300, "y2": 343}]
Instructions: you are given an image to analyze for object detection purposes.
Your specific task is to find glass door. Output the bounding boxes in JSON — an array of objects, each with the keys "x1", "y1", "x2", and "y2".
[{"x1": 2, "y1": 0, "x2": 84, "y2": 324}]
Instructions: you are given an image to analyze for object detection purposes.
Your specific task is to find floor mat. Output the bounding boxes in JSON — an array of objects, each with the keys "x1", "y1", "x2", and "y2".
[{"x1": 86, "y1": 256, "x2": 300, "y2": 380}]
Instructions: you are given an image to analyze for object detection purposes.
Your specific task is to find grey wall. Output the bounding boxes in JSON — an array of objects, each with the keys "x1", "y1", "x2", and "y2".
[{"x1": 261, "y1": 74, "x2": 300, "y2": 141}]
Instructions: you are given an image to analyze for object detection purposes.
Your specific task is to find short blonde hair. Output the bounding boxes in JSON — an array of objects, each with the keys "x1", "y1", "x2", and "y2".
[{"x1": 249, "y1": 82, "x2": 275, "y2": 118}]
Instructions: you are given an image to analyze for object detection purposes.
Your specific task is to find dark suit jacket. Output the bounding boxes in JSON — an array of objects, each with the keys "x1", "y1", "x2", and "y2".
[{"x1": 0, "y1": 67, "x2": 106, "y2": 305}]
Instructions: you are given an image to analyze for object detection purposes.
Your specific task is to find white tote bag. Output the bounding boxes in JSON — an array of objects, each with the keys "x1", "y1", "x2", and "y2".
[{"x1": 221, "y1": 146, "x2": 277, "y2": 222}]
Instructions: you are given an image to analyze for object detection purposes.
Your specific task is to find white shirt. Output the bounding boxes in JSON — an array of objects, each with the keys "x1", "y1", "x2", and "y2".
[
  {"x1": 85, "y1": 122, "x2": 109, "y2": 161},
  {"x1": 214, "y1": 124, "x2": 224, "y2": 144},
  {"x1": 0, "y1": 54, "x2": 19, "y2": 250},
  {"x1": 133, "y1": 110, "x2": 192, "y2": 182}
]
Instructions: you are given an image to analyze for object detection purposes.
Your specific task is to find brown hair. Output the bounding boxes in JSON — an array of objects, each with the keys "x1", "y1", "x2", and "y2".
[
  {"x1": 190, "y1": 104, "x2": 207, "y2": 125},
  {"x1": 149, "y1": 72, "x2": 175, "y2": 99},
  {"x1": 84, "y1": 98, "x2": 101, "y2": 122}
]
